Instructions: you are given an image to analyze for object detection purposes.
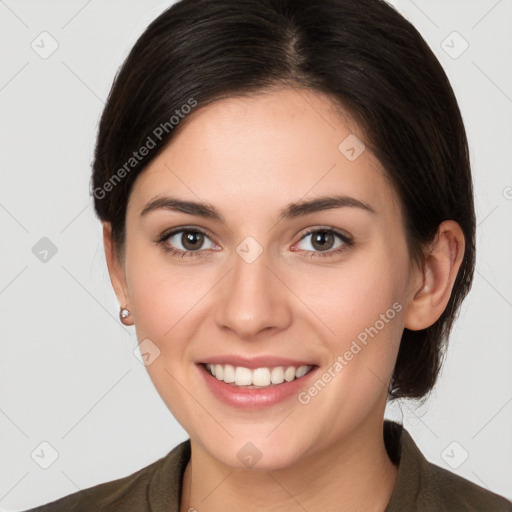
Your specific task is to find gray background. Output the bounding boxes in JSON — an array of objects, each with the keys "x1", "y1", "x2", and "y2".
[{"x1": 1, "y1": 0, "x2": 511, "y2": 509}]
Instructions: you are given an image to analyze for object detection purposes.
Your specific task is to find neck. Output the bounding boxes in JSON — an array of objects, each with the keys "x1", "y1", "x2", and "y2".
[{"x1": 180, "y1": 417, "x2": 398, "y2": 512}]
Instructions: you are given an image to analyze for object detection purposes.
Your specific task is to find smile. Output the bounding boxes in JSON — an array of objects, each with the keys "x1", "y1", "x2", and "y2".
[
  {"x1": 197, "y1": 356, "x2": 320, "y2": 408},
  {"x1": 204, "y1": 363, "x2": 314, "y2": 388}
]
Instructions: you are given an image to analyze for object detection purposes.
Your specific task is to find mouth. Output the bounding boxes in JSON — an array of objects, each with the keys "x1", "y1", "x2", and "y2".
[
  {"x1": 202, "y1": 362, "x2": 315, "y2": 389},
  {"x1": 197, "y1": 356, "x2": 320, "y2": 412}
]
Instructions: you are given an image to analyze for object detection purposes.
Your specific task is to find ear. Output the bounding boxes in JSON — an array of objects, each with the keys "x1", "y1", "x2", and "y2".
[
  {"x1": 103, "y1": 222, "x2": 134, "y2": 325},
  {"x1": 404, "y1": 220, "x2": 465, "y2": 331}
]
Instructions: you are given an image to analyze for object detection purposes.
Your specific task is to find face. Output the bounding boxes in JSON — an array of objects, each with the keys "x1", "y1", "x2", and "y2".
[{"x1": 111, "y1": 87, "x2": 419, "y2": 470}]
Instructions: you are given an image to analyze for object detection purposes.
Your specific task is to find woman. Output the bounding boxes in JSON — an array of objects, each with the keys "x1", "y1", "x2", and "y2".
[{"x1": 25, "y1": 0, "x2": 511, "y2": 510}]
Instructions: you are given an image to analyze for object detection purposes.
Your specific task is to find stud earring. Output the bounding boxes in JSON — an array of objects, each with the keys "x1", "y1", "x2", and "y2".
[{"x1": 120, "y1": 306, "x2": 132, "y2": 324}]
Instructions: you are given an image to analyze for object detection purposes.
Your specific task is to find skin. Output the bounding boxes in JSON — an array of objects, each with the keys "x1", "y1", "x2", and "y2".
[{"x1": 104, "y1": 86, "x2": 465, "y2": 512}]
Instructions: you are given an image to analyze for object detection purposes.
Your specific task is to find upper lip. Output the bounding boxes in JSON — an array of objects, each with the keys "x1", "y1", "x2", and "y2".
[{"x1": 199, "y1": 355, "x2": 317, "y2": 369}]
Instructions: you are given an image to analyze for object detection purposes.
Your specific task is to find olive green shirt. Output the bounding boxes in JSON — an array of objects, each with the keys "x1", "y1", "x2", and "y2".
[{"x1": 24, "y1": 420, "x2": 511, "y2": 511}]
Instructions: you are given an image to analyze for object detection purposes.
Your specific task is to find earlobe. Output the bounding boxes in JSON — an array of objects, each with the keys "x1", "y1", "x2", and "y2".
[
  {"x1": 103, "y1": 222, "x2": 134, "y2": 325},
  {"x1": 404, "y1": 220, "x2": 465, "y2": 331}
]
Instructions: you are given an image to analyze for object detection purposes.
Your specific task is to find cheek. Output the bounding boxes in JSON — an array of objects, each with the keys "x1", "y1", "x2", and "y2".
[
  {"x1": 290, "y1": 246, "x2": 407, "y2": 402},
  {"x1": 124, "y1": 243, "x2": 212, "y2": 344},
  {"x1": 123, "y1": 249, "x2": 213, "y2": 430},
  {"x1": 293, "y1": 250, "x2": 406, "y2": 345}
]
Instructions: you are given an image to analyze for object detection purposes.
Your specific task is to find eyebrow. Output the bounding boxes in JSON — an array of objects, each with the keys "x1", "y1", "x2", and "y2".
[{"x1": 140, "y1": 194, "x2": 376, "y2": 222}]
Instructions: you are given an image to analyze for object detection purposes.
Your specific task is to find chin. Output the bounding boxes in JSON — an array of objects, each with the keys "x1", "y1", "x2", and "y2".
[{"x1": 201, "y1": 433, "x2": 311, "y2": 472}]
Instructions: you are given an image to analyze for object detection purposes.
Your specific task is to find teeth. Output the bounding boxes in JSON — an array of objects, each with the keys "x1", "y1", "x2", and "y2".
[
  {"x1": 223, "y1": 364, "x2": 235, "y2": 383},
  {"x1": 234, "y1": 366, "x2": 252, "y2": 386},
  {"x1": 205, "y1": 363, "x2": 313, "y2": 387},
  {"x1": 284, "y1": 366, "x2": 296, "y2": 382},
  {"x1": 252, "y1": 368, "x2": 271, "y2": 387},
  {"x1": 270, "y1": 367, "x2": 284, "y2": 384},
  {"x1": 295, "y1": 366, "x2": 309, "y2": 378}
]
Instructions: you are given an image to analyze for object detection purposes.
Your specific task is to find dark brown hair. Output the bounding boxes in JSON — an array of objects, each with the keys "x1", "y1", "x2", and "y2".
[{"x1": 91, "y1": 0, "x2": 476, "y2": 400}]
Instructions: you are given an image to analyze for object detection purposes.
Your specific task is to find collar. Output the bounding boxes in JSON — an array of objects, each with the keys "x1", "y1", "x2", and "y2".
[
  {"x1": 148, "y1": 420, "x2": 440, "y2": 511},
  {"x1": 383, "y1": 420, "x2": 439, "y2": 510}
]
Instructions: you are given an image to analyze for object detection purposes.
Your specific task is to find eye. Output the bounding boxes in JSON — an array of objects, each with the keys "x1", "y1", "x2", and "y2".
[
  {"x1": 158, "y1": 226, "x2": 353, "y2": 259},
  {"x1": 158, "y1": 228, "x2": 217, "y2": 257},
  {"x1": 294, "y1": 228, "x2": 353, "y2": 258}
]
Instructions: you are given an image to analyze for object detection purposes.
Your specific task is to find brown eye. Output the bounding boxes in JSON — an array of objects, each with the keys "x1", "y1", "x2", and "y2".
[
  {"x1": 161, "y1": 228, "x2": 217, "y2": 256},
  {"x1": 181, "y1": 231, "x2": 205, "y2": 251},
  {"x1": 294, "y1": 228, "x2": 353, "y2": 259},
  {"x1": 310, "y1": 230, "x2": 336, "y2": 251}
]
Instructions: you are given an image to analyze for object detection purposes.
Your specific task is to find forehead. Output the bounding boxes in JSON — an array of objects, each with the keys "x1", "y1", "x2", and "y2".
[{"x1": 128, "y1": 87, "x2": 401, "y2": 224}]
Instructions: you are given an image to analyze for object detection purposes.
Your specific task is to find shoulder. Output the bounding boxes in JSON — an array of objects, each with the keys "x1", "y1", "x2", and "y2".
[
  {"x1": 384, "y1": 420, "x2": 512, "y2": 511},
  {"x1": 22, "y1": 440, "x2": 191, "y2": 512},
  {"x1": 22, "y1": 458, "x2": 161, "y2": 512},
  {"x1": 427, "y1": 460, "x2": 512, "y2": 511}
]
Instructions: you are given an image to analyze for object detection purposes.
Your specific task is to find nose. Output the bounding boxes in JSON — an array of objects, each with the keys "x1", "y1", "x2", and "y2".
[{"x1": 214, "y1": 246, "x2": 293, "y2": 339}]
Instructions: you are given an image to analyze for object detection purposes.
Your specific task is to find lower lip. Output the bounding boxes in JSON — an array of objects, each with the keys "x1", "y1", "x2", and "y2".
[{"x1": 197, "y1": 363, "x2": 319, "y2": 409}]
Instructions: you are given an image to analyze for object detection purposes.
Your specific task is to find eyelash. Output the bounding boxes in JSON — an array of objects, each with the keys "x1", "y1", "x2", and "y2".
[
  {"x1": 297, "y1": 227, "x2": 354, "y2": 259},
  {"x1": 157, "y1": 227, "x2": 354, "y2": 260}
]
